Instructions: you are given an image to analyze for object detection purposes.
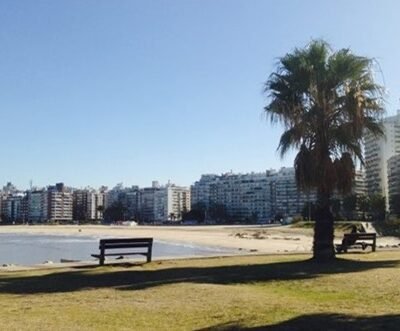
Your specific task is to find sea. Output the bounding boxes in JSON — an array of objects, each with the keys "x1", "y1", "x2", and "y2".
[{"x1": 0, "y1": 233, "x2": 235, "y2": 265}]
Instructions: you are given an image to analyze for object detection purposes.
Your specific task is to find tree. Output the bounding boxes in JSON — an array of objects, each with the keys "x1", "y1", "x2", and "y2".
[
  {"x1": 358, "y1": 194, "x2": 370, "y2": 220},
  {"x1": 264, "y1": 40, "x2": 384, "y2": 261},
  {"x1": 331, "y1": 198, "x2": 342, "y2": 220},
  {"x1": 208, "y1": 203, "x2": 228, "y2": 223},
  {"x1": 369, "y1": 193, "x2": 386, "y2": 221},
  {"x1": 390, "y1": 194, "x2": 400, "y2": 217},
  {"x1": 103, "y1": 201, "x2": 127, "y2": 224},
  {"x1": 301, "y1": 202, "x2": 316, "y2": 221},
  {"x1": 342, "y1": 194, "x2": 357, "y2": 220},
  {"x1": 182, "y1": 202, "x2": 206, "y2": 223}
]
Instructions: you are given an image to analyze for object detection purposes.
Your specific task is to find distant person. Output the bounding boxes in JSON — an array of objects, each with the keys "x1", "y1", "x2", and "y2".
[{"x1": 337, "y1": 225, "x2": 358, "y2": 253}]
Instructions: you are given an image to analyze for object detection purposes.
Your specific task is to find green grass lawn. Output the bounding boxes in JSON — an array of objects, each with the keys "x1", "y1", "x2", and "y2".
[{"x1": 0, "y1": 252, "x2": 399, "y2": 330}]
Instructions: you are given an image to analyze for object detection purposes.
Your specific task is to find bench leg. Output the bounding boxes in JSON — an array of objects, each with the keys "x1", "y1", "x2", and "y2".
[{"x1": 99, "y1": 256, "x2": 105, "y2": 266}]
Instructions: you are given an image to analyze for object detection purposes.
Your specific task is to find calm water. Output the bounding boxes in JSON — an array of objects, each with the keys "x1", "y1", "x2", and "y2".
[{"x1": 0, "y1": 233, "x2": 234, "y2": 265}]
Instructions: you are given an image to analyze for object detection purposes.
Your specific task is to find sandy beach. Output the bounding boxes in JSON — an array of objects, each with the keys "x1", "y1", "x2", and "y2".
[
  {"x1": 1, "y1": 224, "x2": 399, "y2": 252},
  {"x1": 0, "y1": 224, "x2": 399, "y2": 271},
  {"x1": 0, "y1": 224, "x2": 314, "y2": 253}
]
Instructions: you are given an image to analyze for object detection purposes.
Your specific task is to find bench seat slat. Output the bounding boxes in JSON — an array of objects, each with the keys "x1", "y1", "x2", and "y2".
[
  {"x1": 344, "y1": 233, "x2": 376, "y2": 239},
  {"x1": 99, "y1": 252, "x2": 148, "y2": 257},
  {"x1": 100, "y1": 243, "x2": 152, "y2": 249},
  {"x1": 100, "y1": 238, "x2": 153, "y2": 244}
]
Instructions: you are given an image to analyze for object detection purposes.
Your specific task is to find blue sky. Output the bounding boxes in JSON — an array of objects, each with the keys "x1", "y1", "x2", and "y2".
[{"x1": 0, "y1": 0, "x2": 399, "y2": 189}]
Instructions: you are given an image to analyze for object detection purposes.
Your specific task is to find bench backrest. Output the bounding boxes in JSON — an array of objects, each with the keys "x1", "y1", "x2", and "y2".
[
  {"x1": 99, "y1": 238, "x2": 153, "y2": 250},
  {"x1": 343, "y1": 233, "x2": 376, "y2": 240}
]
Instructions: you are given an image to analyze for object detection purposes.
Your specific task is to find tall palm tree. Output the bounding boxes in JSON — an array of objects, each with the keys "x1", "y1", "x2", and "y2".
[{"x1": 264, "y1": 40, "x2": 384, "y2": 261}]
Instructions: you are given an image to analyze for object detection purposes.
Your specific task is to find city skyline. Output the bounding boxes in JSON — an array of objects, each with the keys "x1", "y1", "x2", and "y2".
[{"x1": 1, "y1": 1, "x2": 400, "y2": 188}]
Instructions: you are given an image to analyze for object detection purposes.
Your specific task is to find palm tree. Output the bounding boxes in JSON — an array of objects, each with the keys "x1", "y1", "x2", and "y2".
[{"x1": 264, "y1": 40, "x2": 384, "y2": 261}]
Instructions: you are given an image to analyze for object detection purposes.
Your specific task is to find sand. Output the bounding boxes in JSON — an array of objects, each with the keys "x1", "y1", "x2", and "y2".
[{"x1": 0, "y1": 224, "x2": 398, "y2": 271}]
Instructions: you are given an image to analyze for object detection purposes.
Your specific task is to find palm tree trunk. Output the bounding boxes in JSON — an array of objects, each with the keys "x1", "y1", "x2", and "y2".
[{"x1": 313, "y1": 192, "x2": 335, "y2": 261}]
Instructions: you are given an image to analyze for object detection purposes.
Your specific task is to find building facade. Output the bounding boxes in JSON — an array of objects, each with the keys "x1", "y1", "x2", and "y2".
[
  {"x1": 388, "y1": 154, "x2": 400, "y2": 214},
  {"x1": 73, "y1": 189, "x2": 105, "y2": 221},
  {"x1": 47, "y1": 183, "x2": 73, "y2": 222},
  {"x1": 26, "y1": 189, "x2": 48, "y2": 223},
  {"x1": 365, "y1": 112, "x2": 400, "y2": 205}
]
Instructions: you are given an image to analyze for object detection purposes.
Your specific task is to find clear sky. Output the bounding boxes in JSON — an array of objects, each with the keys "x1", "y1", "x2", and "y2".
[{"x1": 0, "y1": 0, "x2": 399, "y2": 189}]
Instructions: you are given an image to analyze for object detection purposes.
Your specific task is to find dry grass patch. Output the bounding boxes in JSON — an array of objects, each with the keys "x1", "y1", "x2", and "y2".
[{"x1": 0, "y1": 252, "x2": 399, "y2": 330}]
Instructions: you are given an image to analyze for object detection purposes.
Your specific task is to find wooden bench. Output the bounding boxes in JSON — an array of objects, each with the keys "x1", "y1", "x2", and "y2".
[
  {"x1": 91, "y1": 238, "x2": 153, "y2": 265},
  {"x1": 336, "y1": 233, "x2": 376, "y2": 253}
]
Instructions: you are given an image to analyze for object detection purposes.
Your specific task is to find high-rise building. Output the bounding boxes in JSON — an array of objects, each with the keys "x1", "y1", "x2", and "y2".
[
  {"x1": 73, "y1": 189, "x2": 105, "y2": 221},
  {"x1": 208, "y1": 172, "x2": 271, "y2": 222},
  {"x1": 139, "y1": 187, "x2": 160, "y2": 222},
  {"x1": 138, "y1": 183, "x2": 191, "y2": 222},
  {"x1": 105, "y1": 184, "x2": 139, "y2": 220},
  {"x1": 191, "y1": 174, "x2": 219, "y2": 209},
  {"x1": 26, "y1": 189, "x2": 48, "y2": 223},
  {"x1": 267, "y1": 168, "x2": 317, "y2": 219},
  {"x1": 364, "y1": 112, "x2": 400, "y2": 203},
  {"x1": 192, "y1": 167, "x2": 365, "y2": 221},
  {"x1": 47, "y1": 183, "x2": 73, "y2": 222},
  {"x1": 1, "y1": 193, "x2": 25, "y2": 222},
  {"x1": 387, "y1": 154, "x2": 400, "y2": 214}
]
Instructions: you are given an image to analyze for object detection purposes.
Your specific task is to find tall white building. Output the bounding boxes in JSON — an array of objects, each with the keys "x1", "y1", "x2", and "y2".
[
  {"x1": 191, "y1": 174, "x2": 219, "y2": 209},
  {"x1": 365, "y1": 112, "x2": 400, "y2": 203},
  {"x1": 192, "y1": 167, "x2": 365, "y2": 221},
  {"x1": 47, "y1": 183, "x2": 73, "y2": 222},
  {"x1": 191, "y1": 172, "x2": 272, "y2": 222},
  {"x1": 138, "y1": 183, "x2": 191, "y2": 222},
  {"x1": 267, "y1": 168, "x2": 317, "y2": 219}
]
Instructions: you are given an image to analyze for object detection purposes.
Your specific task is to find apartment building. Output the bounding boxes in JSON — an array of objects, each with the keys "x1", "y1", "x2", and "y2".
[
  {"x1": 191, "y1": 174, "x2": 219, "y2": 209},
  {"x1": 105, "y1": 184, "x2": 140, "y2": 220},
  {"x1": 73, "y1": 189, "x2": 105, "y2": 221},
  {"x1": 364, "y1": 112, "x2": 400, "y2": 203},
  {"x1": 192, "y1": 167, "x2": 366, "y2": 221},
  {"x1": 47, "y1": 183, "x2": 73, "y2": 222},
  {"x1": 138, "y1": 186, "x2": 160, "y2": 222},
  {"x1": 208, "y1": 172, "x2": 270, "y2": 222},
  {"x1": 26, "y1": 189, "x2": 48, "y2": 223},
  {"x1": 1, "y1": 193, "x2": 25, "y2": 222},
  {"x1": 267, "y1": 168, "x2": 317, "y2": 219},
  {"x1": 137, "y1": 183, "x2": 190, "y2": 222},
  {"x1": 388, "y1": 154, "x2": 400, "y2": 214}
]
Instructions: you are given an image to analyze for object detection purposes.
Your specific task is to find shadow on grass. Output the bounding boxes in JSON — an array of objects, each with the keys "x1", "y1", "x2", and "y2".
[
  {"x1": 0, "y1": 257, "x2": 398, "y2": 295},
  {"x1": 198, "y1": 313, "x2": 400, "y2": 330}
]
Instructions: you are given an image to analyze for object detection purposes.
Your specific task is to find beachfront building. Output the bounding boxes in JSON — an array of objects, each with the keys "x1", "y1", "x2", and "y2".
[
  {"x1": 364, "y1": 112, "x2": 400, "y2": 209},
  {"x1": 47, "y1": 183, "x2": 73, "y2": 222},
  {"x1": 208, "y1": 172, "x2": 270, "y2": 222},
  {"x1": 267, "y1": 168, "x2": 317, "y2": 219},
  {"x1": 73, "y1": 188, "x2": 105, "y2": 221},
  {"x1": 139, "y1": 186, "x2": 160, "y2": 222},
  {"x1": 139, "y1": 182, "x2": 190, "y2": 222},
  {"x1": 1, "y1": 193, "x2": 25, "y2": 223},
  {"x1": 388, "y1": 154, "x2": 400, "y2": 214},
  {"x1": 192, "y1": 167, "x2": 367, "y2": 222},
  {"x1": 191, "y1": 174, "x2": 219, "y2": 209},
  {"x1": 26, "y1": 189, "x2": 48, "y2": 223},
  {"x1": 105, "y1": 184, "x2": 140, "y2": 220},
  {"x1": 167, "y1": 184, "x2": 190, "y2": 222},
  {"x1": 353, "y1": 170, "x2": 368, "y2": 197}
]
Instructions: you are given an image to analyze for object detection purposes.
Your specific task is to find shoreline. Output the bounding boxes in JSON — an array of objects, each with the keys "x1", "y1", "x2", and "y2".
[
  {"x1": 0, "y1": 224, "x2": 315, "y2": 253},
  {"x1": 0, "y1": 224, "x2": 399, "y2": 271}
]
